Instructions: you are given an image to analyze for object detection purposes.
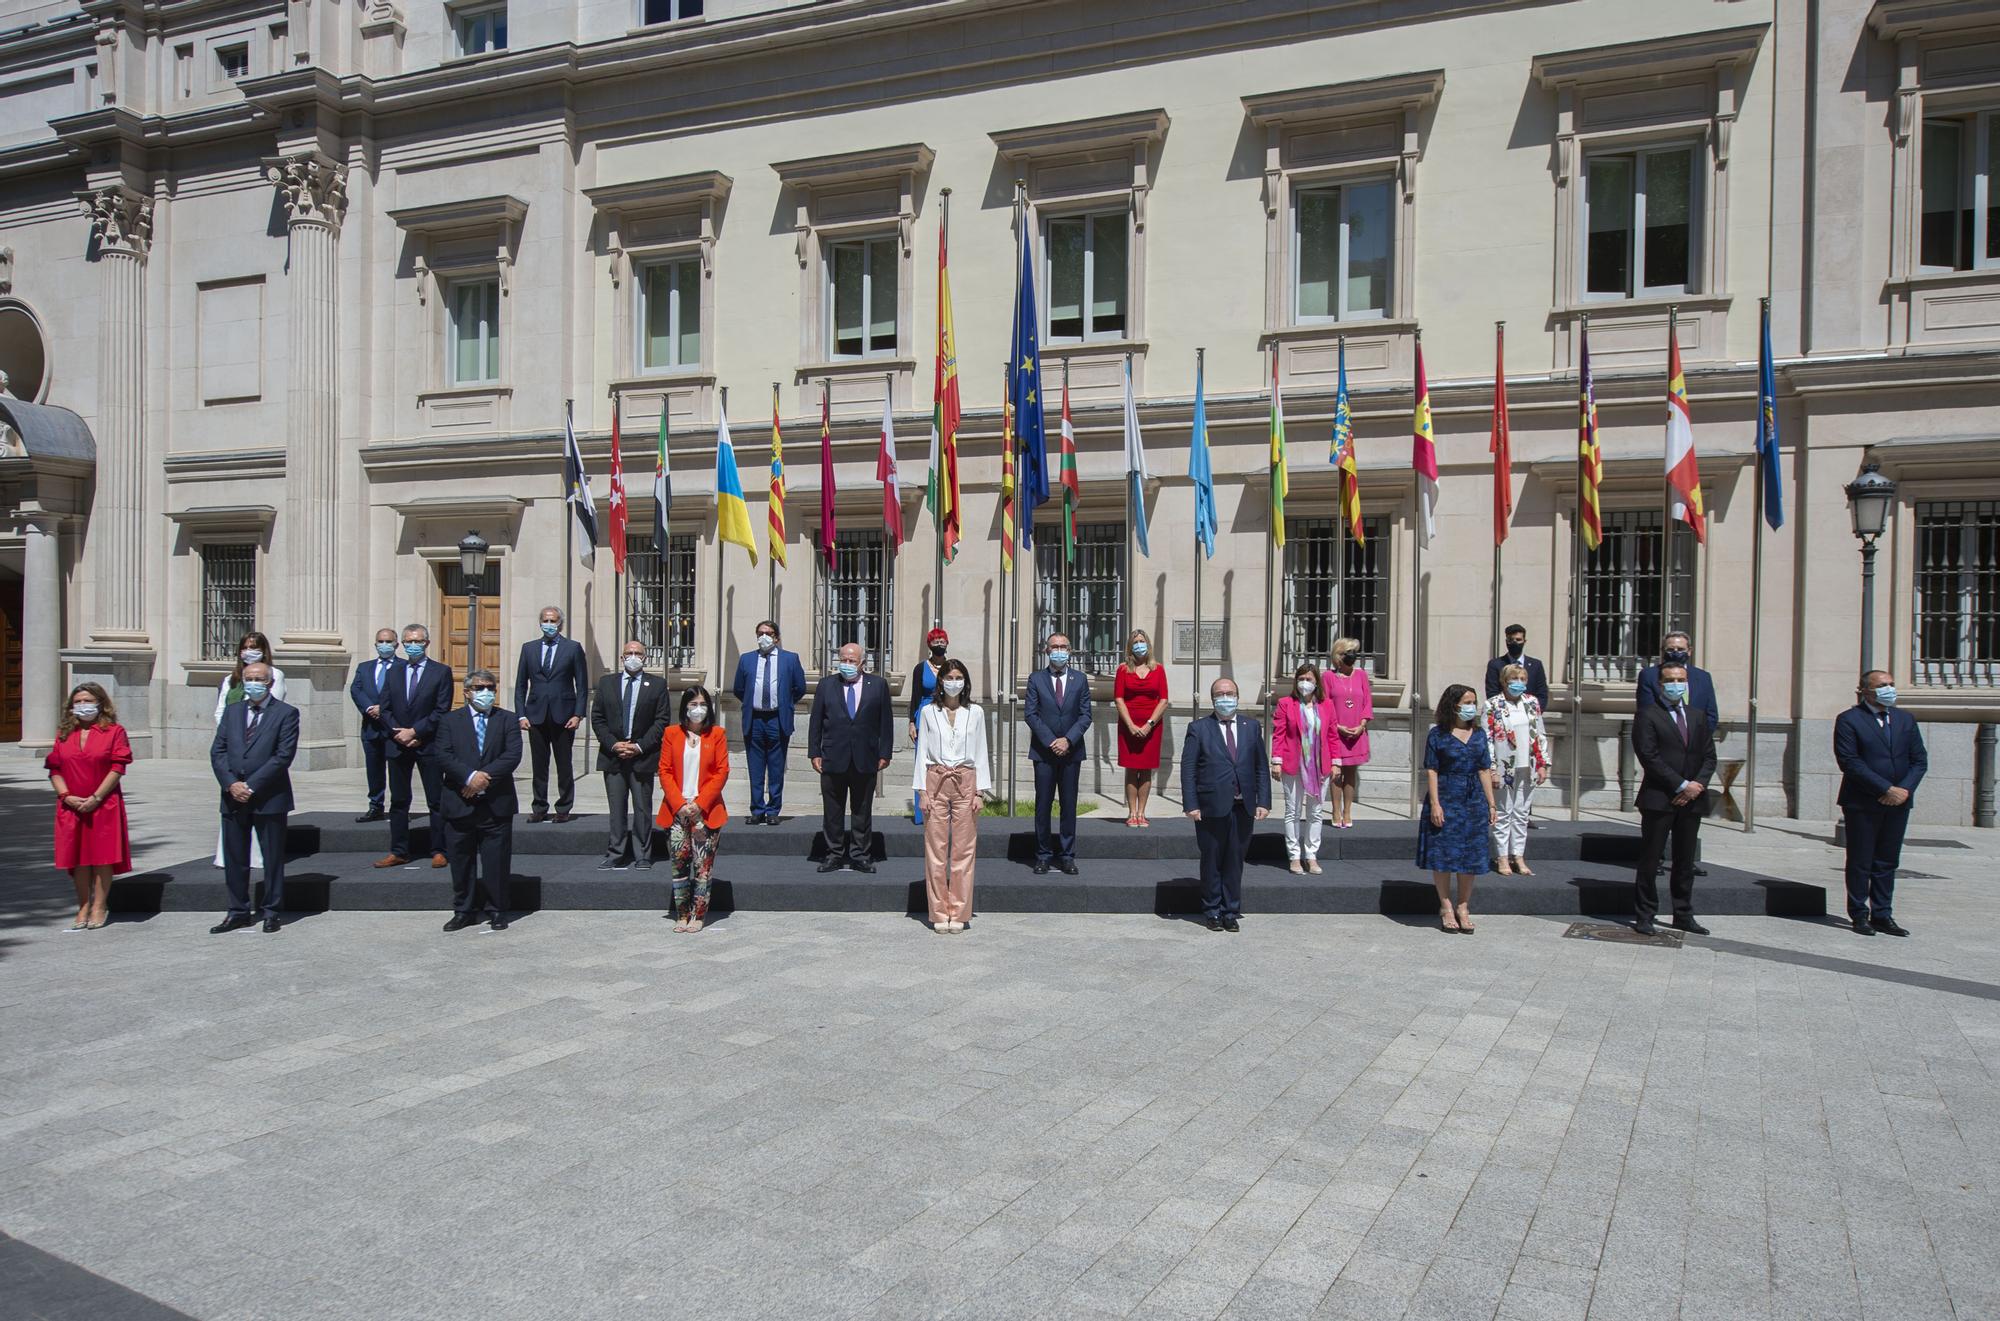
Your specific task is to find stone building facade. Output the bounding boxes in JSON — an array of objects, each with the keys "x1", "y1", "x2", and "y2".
[{"x1": 1, "y1": 0, "x2": 1996, "y2": 823}]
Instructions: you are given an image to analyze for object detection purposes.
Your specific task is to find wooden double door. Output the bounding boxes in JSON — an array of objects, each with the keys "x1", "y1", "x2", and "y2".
[{"x1": 437, "y1": 564, "x2": 502, "y2": 680}]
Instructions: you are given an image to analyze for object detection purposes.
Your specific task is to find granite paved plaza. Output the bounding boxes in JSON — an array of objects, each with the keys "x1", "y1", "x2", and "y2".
[{"x1": 2, "y1": 759, "x2": 1998, "y2": 1321}]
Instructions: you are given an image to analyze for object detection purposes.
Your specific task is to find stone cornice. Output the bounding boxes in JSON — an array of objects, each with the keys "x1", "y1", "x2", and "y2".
[
  {"x1": 989, "y1": 109, "x2": 1170, "y2": 161},
  {"x1": 1868, "y1": 0, "x2": 2000, "y2": 41},
  {"x1": 583, "y1": 170, "x2": 732, "y2": 220},
  {"x1": 386, "y1": 193, "x2": 529, "y2": 235},
  {"x1": 771, "y1": 143, "x2": 934, "y2": 192},
  {"x1": 164, "y1": 503, "x2": 277, "y2": 532},
  {"x1": 1241, "y1": 71, "x2": 1445, "y2": 128},
  {"x1": 1530, "y1": 23, "x2": 1766, "y2": 89}
]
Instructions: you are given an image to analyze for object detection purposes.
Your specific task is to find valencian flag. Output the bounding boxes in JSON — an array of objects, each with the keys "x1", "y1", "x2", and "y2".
[
  {"x1": 608, "y1": 401, "x2": 629, "y2": 573},
  {"x1": 767, "y1": 394, "x2": 787, "y2": 567},
  {"x1": 1122, "y1": 355, "x2": 1150, "y2": 557},
  {"x1": 1665, "y1": 321, "x2": 1705, "y2": 544},
  {"x1": 878, "y1": 390, "x2": 904, "y2": 547},
  {"x1": 1491, "y1": 324, "x2": 1513, "y2": 546},
  {"x1": 1411, "y1": 341, "x2": 1438, "y2": 548},
  {"x1": 652, "y1": 406, "x2": 670, "y2": 559},
  {"x1": 563, "y1": 400, "x2": 598, "y2": 567},
  {"x1": 1578, "y1": 324, "x2": 1604, "y2": 552},
  {"x1": 1000, "y1": 391, "x2": 1017, "y2": 574},
  {"x1": 1757, "y1": 302, "x2": 1784, "y2": 530},
  {"x1": 1058, "y1": 373, "x2": 1080, "y2": 561},
  {"x1": 1331, "y1": 339, "x2": 1363, "y2": 545},
  {"x1": 715, "y1": 406, "x2": 757, "y2": 566},
  {"x1": 817, "y1": 388, "x2": 837, "y2": 569},
  {"x1": 1011, "y1": 225, "x2": 1049, "y2": 546},
  {"x1": 1269, "y1": 352, "x2": 1288, "y2": 549},
  {"x1": 1190, "y1": 354, "x2": 1217, "y2": 560},
  {"x1": 928, "y1": 221, "x2": 963, "y2": 563}
]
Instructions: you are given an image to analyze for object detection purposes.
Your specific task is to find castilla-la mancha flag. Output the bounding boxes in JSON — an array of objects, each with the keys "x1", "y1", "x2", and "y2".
[{"x1": 1665, "y1": 323, "x2": 1706, "y2": 544}]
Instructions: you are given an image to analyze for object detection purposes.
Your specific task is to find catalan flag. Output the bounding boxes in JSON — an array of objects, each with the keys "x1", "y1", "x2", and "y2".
[
  {"x1": 1665, "y1": 320, "x2": 1705, "y2": 544},
  {"x1": 928, "y1": 215, "x2": 962, "y2": 564},
  {"x1": 1411, "y1": 341, "x2": 1438, "y2": 548},
  {"x1": 715, "y1": 406, "x2": 757, "y2": 566},
  {"x1": 1000, "y1": 386, "x2": 1016, "y2": 575},
  {"x1": 1269, "y1": 351, "x2": 1288, "y2": 549},
  {"x1": 767, "y1": 389, "x2": 787, "y2": 568},
  {"x1": 1331, "y1": 339, "x2": 1363, "y2": 546},
  {"x1": 1579, "y1": 324, "x2": 1604, "y2": 552}
]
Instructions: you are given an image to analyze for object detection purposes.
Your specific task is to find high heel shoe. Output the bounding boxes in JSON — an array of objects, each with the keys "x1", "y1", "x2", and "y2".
[
  {"x1": 1440, "y1": 902, "x2": 1460, "y2": 932},
  {"x1": 1456, "y1": 903, "x2": 1475, "y2": 934},
  {"x1": 1512, "y1": 857, "x2": 1534, "y2": 876},
  {"x1": 1493, "y1": 857, "x2": 1514, "y2": 875}
]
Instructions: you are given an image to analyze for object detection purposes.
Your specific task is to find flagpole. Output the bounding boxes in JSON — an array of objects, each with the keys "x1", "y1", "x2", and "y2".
[
  {"x1": 934, "y1": 188, "x2": 950, "y2": 630},
  {"x1": 1569, "y1": 319, "x2": 1588, "y2": 823},
  {"x1": 1408, "y1": 331, "x2": 1425, "y2": 820},
  {"x1": 1006, "y1": 179, "x2": 1026, "y2": 818},
  {"x1": 1123, "y1": 350, "x2": 1135, "y2": 644},
  {"x1": 1060, "y1": 356, "x2": 1072, "y2": 633},
  {"x1": 1334, "y1": 334, "x2": 1346, "y2": 660},
  {"x1": 613, "y1": 388, "x2": 623, "y2": 655},
  {"x1": 1266, "y1": 342, "x2": 1280, "y2": 697},
  {"x1": 1491, "y1": 322, "x2": 1505, "y2": 658},
  {"x1": 715, "y1": 386, "x2": 729, "y2": 694},
  {"x1": 1004, "y1": 358, "x2": 1019, "y2": 817},
  {"x1": 769, "y1": 382, "x2": 780, "y2": 623},
  {"x1": 1192, "y1": 346, "x2": 1205, "y2": 711},
  {"x1": 1745, "y1": 298, "x2": 1769, "y2": 833},
  {"x1": 564, "y1": 398, "x2": 574, "y2": 639},
  {"x1": 1661, "y1": 304, "x2": 1679, "y2": 640}
]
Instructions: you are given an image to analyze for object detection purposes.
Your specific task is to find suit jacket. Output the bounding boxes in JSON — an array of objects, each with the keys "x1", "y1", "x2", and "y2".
[
  {"x1": 807, "y1": 672, "x2": 895, "y2": 774},
  {"x1": 1180, "y1": 714, "x2": 1272, "y2": 820},
  {"x1": 210, "y1": 698, "x2": 300, "y2": 816},
  {"x1": 382, "y1": 657, "x2": 454, "y2": 760},
  {"x1": 731, "y1": 647, "x2": 808, "y2": 737},
  {"x1": 1484, "y1": 653, "x2": 1551, "y2": 709},
  {"x1": 429, "y1": 704, "x2": 523, "y2": 820},
  {"x1": 1270, "y1": 695, "x2": 1340, "y2": 778},
  {"x1": 658, "y1": 725, "x2": 731, "y2": 830},
  {"x1": 349, "y1": 655, "x2": 397, "y2": 742},
  {"x1": 514, "y1": 634, "x2": 589, "y2": 724},
  {"x1": 1024, "y1": 666, "x2": 1092, "y2": 763},
  {"x1": 590, "y1": 669, "x2": 673, "y2": 772},
  {"x1": 1636, "y1": 663, "x2": 1719, "y2": 731},
  {"x1": 1834, "y1": 704, "x2": 1929, "y2": 810},
  {"x1": 1631, "y1": 701, "x2": 1717, "y2": 815}
]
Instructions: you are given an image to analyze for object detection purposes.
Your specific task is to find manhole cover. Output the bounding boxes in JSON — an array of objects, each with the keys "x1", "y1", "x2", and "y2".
[{"x1": 1562, "y1": 921, "x2": 1682, "y2": 947}]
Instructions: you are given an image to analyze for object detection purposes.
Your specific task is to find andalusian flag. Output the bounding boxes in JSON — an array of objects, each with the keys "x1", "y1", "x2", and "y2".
[
  {"x1": 928, "y1": 219, "x2": 962, "y2": 563},
  {"x1": 767, "y1": 391, "x2": 787, "y2": 568},
  {"x1": 1331, "y1": 339, "x2": 1363, "y2": 545},
  {"x1": 1411, "y1": 341, "x2": 1438, "y2": 548},
  {"x1": 715, "y1": 407, "x2": 757, "y2": 566},
  {"x1": 1058, "y1": 373, "x2": 1080, "y2": 561},
  {"x1": 1665, "y1": 321, "x2": 1705, "y2": 544},
  {"x1": 652, "y1": 406, "x2": 670, "y2": 559},
  {"x1": 1269, "y1": 352, "x2": 1288, "y2": 548},
  {"x1": 1579, "y1": 325, "x2": 1604, "y2": 552}
]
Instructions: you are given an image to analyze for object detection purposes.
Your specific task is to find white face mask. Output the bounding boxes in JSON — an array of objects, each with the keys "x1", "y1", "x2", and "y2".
[
  {"x1": 623, "y1": 655, "x2": 645, "y2": 675},
  {"x1": 1296, "y1": 679, "x2": 1316, "y2": 696},
  {"x1": 941, "y1": 679, "x2": 965, "y2": 698},
  {"x1": 72, "y1": 702, "x2": 100, "y2": 722},
  {"x1": 686, "y1": 706, "x2": 709, "y2": 724},
  {"x1": 239, "y1": 648, "x2": 264, "y2": 664},
  {"x1": 756, "y1": 634, "x2": 776, "y2": 653}
]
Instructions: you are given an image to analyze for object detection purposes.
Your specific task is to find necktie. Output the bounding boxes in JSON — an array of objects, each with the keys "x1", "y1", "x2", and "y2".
[
  {"x1": 1674, "y1": 706, "x2": 1687, "y2": 744},
  {"x1": 1223, "y1": 719, "x2": 1237, "y2": 761},
  {"x1": 846, "y1": 682, "x2": 858, "y2": 718},
  {"x1": 375, "y1": 659, "x2": 386, "y2": 692},
  {"x1": 624, "y1": 675, "x2": 638, "y2": 738},
  {"x1": 246, "y1": 706, "x2": 262, "y2": 739},
  {"x1": 543, "y1": 641, "x2": 555, "y2": 672},
  {"x1": 1054, "y1": 673, "x2": 1065, "y2": 706},
  {"x1": 475, "y1": 713, "x2": 486, "y2": 755},
  {"x1": 761, "y1": 656, "x2": 774, "y2": 710},
  {"x1": 406, "y1": 662, "x2": 418, "y2": 702}
]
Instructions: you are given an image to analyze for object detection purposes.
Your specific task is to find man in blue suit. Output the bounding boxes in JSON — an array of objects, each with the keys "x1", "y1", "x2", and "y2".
[
  {"x1": 1834, "y1": 670, "x2": 1928, "y2": 937},
  {"x1": 431, "y1": 668, "x2": 523, "y2": 932},
  {"x1": 348, "y1": 626, "x2": 399, "y2": 822},
  {"x1": 1181, "y1": 677, "x2": 1271, "y2": 932},
  {"x1": 515, "y1": 604, "x2": 590, "y2": 822},
  {"x1": 1024, "y1": 632, "x2": 1092, "y2": 875},
  {"x1": 376, "y1": 623, "x2": 454, "y2": 869},
  {"x1": 732, "y1": 619, "x2": 808, "y2": 824},
  {"x1": 209, "y1": 662, "x2": 299, "y2": 934},
  {"x1": 1636, "y1": 632, "x2": 1718, "y2": 730},
  {"x1": 1484, "y1": 624, "x2": 1550, "y2": 709}
]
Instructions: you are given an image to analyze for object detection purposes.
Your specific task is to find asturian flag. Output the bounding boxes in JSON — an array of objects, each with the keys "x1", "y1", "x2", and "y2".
[{"x1": 563, "y1": 401, "x2": 598, "y2": 567}]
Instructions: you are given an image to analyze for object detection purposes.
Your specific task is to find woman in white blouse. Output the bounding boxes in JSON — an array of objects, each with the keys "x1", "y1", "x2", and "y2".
[
  {"x1": 911, "y1": 658, "x2": 992, "y2": 934},
  {"x1": 1483, "y1": 662, "x2": 1551, "y2": 875},
  {"x1": 212, "y1": 630, "x2": 288, "y2": 869}
]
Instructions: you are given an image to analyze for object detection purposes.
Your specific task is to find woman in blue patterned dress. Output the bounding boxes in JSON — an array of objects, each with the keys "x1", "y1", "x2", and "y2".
[{"x1": 1417, "y1": 683, "x2": 1496, "y2": 933}]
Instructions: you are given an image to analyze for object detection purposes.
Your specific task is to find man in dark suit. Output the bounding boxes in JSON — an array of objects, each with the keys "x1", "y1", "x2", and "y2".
[
  {"x1": 732, "y1": 619, "x2": 808, "y2": 824},
  {"x1": 1484, "y1": 623, "x2": 1550, "y2": 709},
  {"x1": 1834, "y1": 670, "x2": 1928, "y2": 937},
  {"x1": 376, "y1": 623, "x2": 454, "y2": 870},
  {"x1": 209, "y1": 662, "x2": 300, "y2": 934},
  {"x1": 430, "y1": 667, "x2": 522, "y2": 932},
  {"x1": 807, "y1": 640, "x2": 894, "y2": 873},
  {"x1": 1180, "y1": 677, "x2": 1271, "y2": 933},
  {"x1": 591, "y1": 639, "x2": 673, "y2": 869},
  {"x1": 348, "y1": 626, "x2": 399, "y2": 822},
  {"x1": 1636, "y1": 631, "x2": 1719, "y2": 730},
  {"x1": 1630, "y1": 662, "x2": 1715, "y2": 936},
  {"x1": 514, "y1": 604, "x2": 589, "y2": 823},
  {"x1": 1025, "y1": 632, "x2": 1092, "y2": 876}
]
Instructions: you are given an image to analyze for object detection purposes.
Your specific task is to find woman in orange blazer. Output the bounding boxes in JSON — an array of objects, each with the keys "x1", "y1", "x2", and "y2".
[{"x1": 657, "y1": 685, "x2": 730, "y2": 931}]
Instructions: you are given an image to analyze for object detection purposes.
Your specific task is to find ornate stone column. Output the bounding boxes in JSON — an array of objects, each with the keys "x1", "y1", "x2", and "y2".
[
  {"x1": 267, "y1": 153, "x2": 347, "y2": 644},
  {"x1": 16, "y1": 509, "x2": 64, "y2": 747},
  {"x1": 79, "y1": 185, "x2": 151, "y2": 644}
]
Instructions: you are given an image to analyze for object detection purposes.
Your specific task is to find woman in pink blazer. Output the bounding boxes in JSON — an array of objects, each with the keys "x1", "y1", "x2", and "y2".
[
  {"x1": 1323, "y1": 637, "x2": 1374, "y2": 829},
  {"x1": 1269, "y1": 661, "x2": 1342, "y2": 874}
]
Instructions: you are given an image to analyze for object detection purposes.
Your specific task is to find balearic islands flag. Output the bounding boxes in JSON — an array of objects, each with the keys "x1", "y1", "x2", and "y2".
[{"x1": 1665, "y1": 321, "x2": 1706, "y2": 544}]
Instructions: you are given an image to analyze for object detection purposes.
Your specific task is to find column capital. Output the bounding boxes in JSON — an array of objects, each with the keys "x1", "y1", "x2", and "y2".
[
  {"x1": 265, "y1": 153, "x2": 349, "y2": 235},
  {"x1": 77, "y1": 185, "x2": 152, "y2": 260}
]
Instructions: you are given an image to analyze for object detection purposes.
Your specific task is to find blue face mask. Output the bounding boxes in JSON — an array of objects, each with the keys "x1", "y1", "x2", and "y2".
[
  {"x1": 469, "y1": 689, "x2": 496, "y2": 712},
  {"x1": 1456, "y1": 704, "x2": 1478, "y2": 723},
  {"x1": 1131, "y1": 642, "x2": 1149, "y2": 658},
  {"x1": 1663, "y1": 681, "x2": 1689, "y2": 703},
  {"x1": 838, "y1": 662, "x2": 859, "y2": 681},
  {"x1": 404, "y1": 642, "x2": 426, "y2": 661},
  {"x1": 1505, "y1": 680, "x2": 1527, "y2": 698},
  {"x1": 242, "y1": 680, "x2": 269, "y2": 702},
  {"x1": 1048, "y1": 650, "x2": 1070, "y2": 669},
  {"x1": 375, "y1": 641, "x2": 397, "y2": 659},
  {"x1": 1213, "y1": 695, "x2": 1238, "y2": 718},
  {"x1": 1873, "y1": 685, "x2": 1898, "y2": 707},
  {"x1": 540, "y1": 621, "x2": 560, "y2": 638}
]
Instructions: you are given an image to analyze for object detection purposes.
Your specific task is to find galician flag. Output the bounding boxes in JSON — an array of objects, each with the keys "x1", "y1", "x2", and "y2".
[
  {"x1": 928, "y1": 219, "x2": 962, "y2": 564},
  {"x1": 1058, "y1": 372, "x2": 1080, "y2": 561},
  {"x1": 1665, "y1": 321, "x2": 1705, "y2": 544},
  {"x1": 608, "y1": 400, "x2": 628, "y2": 573},
  {"x1": 562, "y1": 401, "x2": 598, "y2": 568},
  {"x1": 1331, "y1": 339, "x2": 1364, "y2": 545},
  {"x1": 652, "y1": 406, "x2": 670, "y2": 559},
  {"x1": 1269, "y1": 351, "x2": 1288, "y2": 549},
  {"x1": 1122, "y1": 355, "x2": 1149, "y2": 557},
  {"x1": 1411, "y1": 341, "x2": 1438, "y2": 548},
  {"x1": 715, "y1": 406, "x2": 757, "y2": 566},
  {"x1": 878, "y1": 390, "x2": 904, "y2": 547},
  {"x1": 767, "y1": 392, "x2": 787, "y2": 568}
]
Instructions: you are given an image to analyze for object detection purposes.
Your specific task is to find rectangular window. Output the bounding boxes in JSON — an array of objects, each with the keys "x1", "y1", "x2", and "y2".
[
  {"x1": 216, "y1": 43, "x2": 250, "y2": 81},
  {"x1": 1294, "y1": 179, "x2": 1393, "y2": 322},
  {"x1": 1281, "y1": 516, "x2": 1390, "y2": 675},
  {"x1": 815, "y1": 530, "x2": 895, "y2": 672},
  {"x1": 638, "y1": 258, "x2": 701, "y2": 371},
  {"x1": 447, "y1": 278, "x2": 501, "y2": 385},
  {"x1": 625, "y1": 532, "x2": 698, "y2": 670},
  {"x1": 1045, "y1": 212, "x2": 1129, "y2": 342},
  {"x1": 1578, "y1": 510, "x2": 1697, "y2": 680},
  {"x1": 455, "y1": 4, "x2": 508, "y2": 56},
  {"x1": 1033, "y1": 522, "x2": 1127, "y2": 676},
  {"x1": 1920, "y1": 112, "x2": 1999, "y2": 273},
  {"x1": 1914, "y1": 500, "x2": 1999, "y2": 687},
  {"x1": 199, "y1": 543, "x2": 257, "y2": 661},
  {"x1": 641, "y1": 0, "x2": 702, "y2": 24},
  {"x1": 827, "y1": 237, "x2": 898, "y2": 359},
  {"x1": 1584, "y1": 146, "x2": 1696, "y2": 298}
]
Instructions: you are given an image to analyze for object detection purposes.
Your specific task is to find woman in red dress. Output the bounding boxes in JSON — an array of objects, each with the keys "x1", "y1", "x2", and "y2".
[
  {"x1": 45, "y1": 682, "x2": 134, "y2": 930},
  {"x1": 1113, "y1": 629, "x2": 1168, "y2": 827}
]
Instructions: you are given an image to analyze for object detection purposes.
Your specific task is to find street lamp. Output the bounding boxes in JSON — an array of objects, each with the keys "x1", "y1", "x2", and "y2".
[
  {"x1": 1843, "y1": 462, "x2": 1896, "y2": 675},
  {"x1": 459, "y1": 530, "x2": 490, "y2": 673}
]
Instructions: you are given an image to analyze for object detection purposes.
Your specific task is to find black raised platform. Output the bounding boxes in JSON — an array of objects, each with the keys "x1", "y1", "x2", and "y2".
[{"x1": 115, "y1": 814, "x2": 1826, "y2": 920}]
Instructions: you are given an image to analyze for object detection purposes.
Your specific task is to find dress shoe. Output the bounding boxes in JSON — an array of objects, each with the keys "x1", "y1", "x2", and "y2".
[
  {"x1": 442, "y1": 914, "x2": 477, "y2": 932},
  {"x1": 1851, "y1": 918, "x2": 1875, "y2": 936},
  {"x1": 1870, "y1": 917, "x2": 1910, "y2": 937},
  {"x1": 528, "y1": 811, "x2": 548, "y2": 824},
  {"x1": 1633, "y1": 917, "x2": 1659, "y2": 935},
  {"x1": 1056, "y1": 860, "x2": 1079, "y2": 876},
  {"x1": 597, "y1": 858, "x2": 622, "y2": 871},
  {"x1": 1205, "y1": 917, "x2": 1226, "y2": 932},
  {"x1": 1671, "y1": 917, "x2": 1710, "y2": 936},
  {"x1": 1223, "y1": 918, "x2": 1241, "y2": 933},
  {"x1": 431, "y1": 853, "x2": 449, "y2": 868},
  {"x1": 1693, "y1": 865, "x2": 1709, "y2": 877},
  {"x1": 850, "y1": 860, "x2": 877, "y2": 874},
  {"x1": 354, "y1": 807, "x2": 386, "y2": 823},
  {"x1": 373, "y1": 854, "x2": 409, "y2": 869},
  {"x1": 817, "y1": 857, "x2": 846, "y2": 873},
  {"x1": 209, "y1": 914, "x2": 254, "y2": 934},
  {"x1": 261, "y1": 916, "x2": 282, "y2": 933},
  {"x1": 552, "y1": 812, "x2": 575, "y2": 824},
  {"x1": 488, "y1": 915, "x2": 510, "y2": 931},
  {"x1": 1032, "y1": 862, "x2": 1050, "y2": 875},
  {"x1": 632, "y1": 858, "x2": 654, "y2": 870}
]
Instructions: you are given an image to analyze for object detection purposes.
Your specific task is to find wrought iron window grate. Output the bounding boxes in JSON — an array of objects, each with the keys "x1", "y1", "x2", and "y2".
[
  {"x1": 199, "y1": 543, "x2": 257, "y2": 661},
  {"x1": 625, "y1": 533, "x2": 697, "y2": 670},
  {"x1": 1281, "y1": 516, "x2": 1389, "y2": 675},
  {"x1": 1034, "y1": 521, "x2": 1126, "y2": 675},
  {"x1": 1915, "y1": 500, "x2": 1999, "y2": 687}
]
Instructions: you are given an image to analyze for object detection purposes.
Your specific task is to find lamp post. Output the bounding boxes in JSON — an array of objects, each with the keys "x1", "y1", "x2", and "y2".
[
  {"x1": 459, "y1": 530, "x2": 490, "y2": 673},
  {"x1": 1843, "y1": 462, "x2": 1896, "y2": 676}
]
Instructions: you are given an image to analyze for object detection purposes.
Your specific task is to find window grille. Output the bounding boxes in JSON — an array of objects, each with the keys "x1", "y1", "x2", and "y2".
[
  {"x1": 815, "y1": 530, "x2": 895, "y2": 673},
  {"x1": 1914, "y1": 500, "x2": 2000, "y2": 686},
  {"x1": 1033, "y1": 521, "x2": 1126, "y2": 675},
  {"x1": 1281, "y1": 516, "x2": 1390, "y2": 674},
  {"x1": 199, "y1": 543, "x2": 256, "y2": 661},
  {"x1": 1576, "y1": 510, "x2": 1696, "y2": 681},
  {"x1": 625, "y1": 532, "x2": 698, "y2": 670}
]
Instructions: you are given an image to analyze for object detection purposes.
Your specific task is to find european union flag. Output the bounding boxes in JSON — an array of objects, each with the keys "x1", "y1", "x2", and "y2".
[{"x1": 1011, "y1": 225, "x2": 1048, "y2": 547}]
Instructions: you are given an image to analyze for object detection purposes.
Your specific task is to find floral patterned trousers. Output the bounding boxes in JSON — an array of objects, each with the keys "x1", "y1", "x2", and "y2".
[{"x1": 670, "y1": 821, "x2": 720, "y2": 920}]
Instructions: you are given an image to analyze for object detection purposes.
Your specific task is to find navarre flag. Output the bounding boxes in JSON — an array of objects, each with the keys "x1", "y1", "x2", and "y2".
[
  {"x1": 1579, "y1": 325, "x2": 1604, "y2": 552},
  {"x1": 817, "y1": 388, "x2": 837, "y2": 569},
  {"x1": 1491, "y1": 324, "x2": 1513, "y2": 547},
  {"x1": 1756, "y1": 302, "x2": 1784, "y2": 530},
  {"x1": 1665, "y1": 322, "x2": 1705, "y2": 544},
  {"x1": 608, "y1": 401, "x2": 629, "y2": 573},
  {"x1": 652, "y1": 407, "x2": 670, "y2": 559},
  {"x1": 928, "y1": 221, "x2": 962, "y2": 563},
  {"x1": 715, "y1": 406, "x2": 757, "y2": 566},
  {"x1": 1190, "y1": 354, "x2": 1217, "y2": 561},
  {"x1": 1058, "y1": 373, "x2": 1080, "y2": 562},
  {"x1": 1269, "y1": 352, "x2": 1288, "y2": 549},
  {"x1": 1331, "y1": 339, "x2": 1363, "y2": 546},
  {"x1": 1122, "y1": 355, "x2": 1150, "y2": 557},
  {"x1": 1011, "y1": 225, "x2": 1049, "y2": 546},
  {"x1": 767, "y1": 393, "x2": 787, "y2": 568},
  {"x1": 562, "y1": 401, "x2": 598, "y2": 567},
  {"x1": 1411, "y1": 342, "x2": 1438, "y2": 548},
  {"x1": 878, "y1": 390, "x2": 904, "y2": 547}
]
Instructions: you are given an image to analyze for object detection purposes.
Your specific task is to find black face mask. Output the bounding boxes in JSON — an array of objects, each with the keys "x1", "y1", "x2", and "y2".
[
  {"x1": 1506, "y1": 640, "x2": 1525, "y2": 656},
  {"x1": 1664, "y1": 649, "x2": 1690, "y2": 665},
  {"x1": 930, "y1": 645, "x2": 946, "y2": 657}
]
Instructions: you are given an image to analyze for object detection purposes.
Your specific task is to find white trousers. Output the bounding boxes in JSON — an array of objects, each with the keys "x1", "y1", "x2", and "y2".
[
  {"x1": 1493, "y1": 772, "x2": 1535, "y2": 857},
  {"x1": 1282, "y1": 773, "x2": 1325, "y2": 860}
]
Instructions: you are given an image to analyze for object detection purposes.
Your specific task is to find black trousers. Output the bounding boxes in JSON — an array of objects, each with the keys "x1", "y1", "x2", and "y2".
[
  {"x1": 1195, "y1": 802, "x2": 1252, "y2": 921},
  {"x1": 1842, "y1": 803, "x2": 1910, "y2": 922},
  {"x1": 822, "y1": 769, "x2": 877, "y2": 862},
  {"x1": 527, "y1": 721, "x2": 577, "y2": 813},
  {"x1": 1033, "y1": 756, "x2": 1082, "y2": 864},
  {"x1": 220, "y1": 806, "x2": 287, "y2": 918},
  {"x1": 387, "y1": 752, "x2": 444, "y2": 858},
  {"x1": 447, "y1": 808, "x2": 513, "y2": 917},
  {"x1": 1635, "y1": 805, "x2": 1702, "y2": 921},
  {"x1": 362, "y1": 737, "x2": 387, "y2": 810}
]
